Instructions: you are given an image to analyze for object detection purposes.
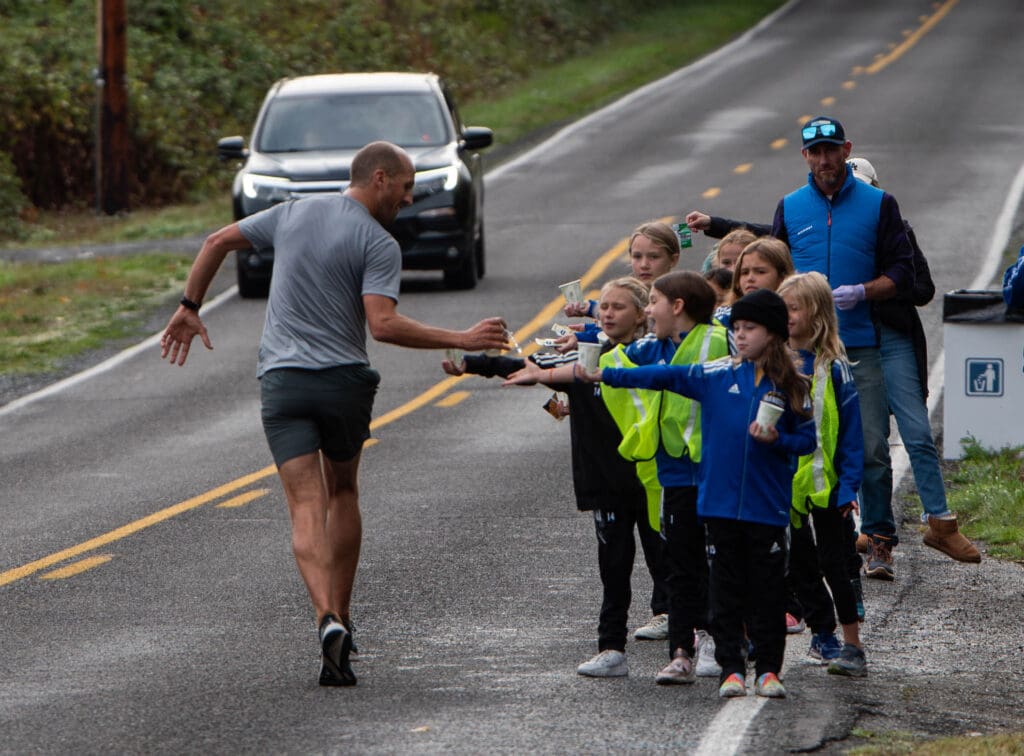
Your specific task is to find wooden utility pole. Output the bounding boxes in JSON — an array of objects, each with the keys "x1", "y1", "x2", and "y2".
[{"x1": 96, "y1": 0, "x2": 129, "y2": 214}]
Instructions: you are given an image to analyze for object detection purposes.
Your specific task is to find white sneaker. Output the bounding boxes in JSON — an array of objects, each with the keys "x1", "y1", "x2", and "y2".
[
  {"x1": 695, "y1": 630, "x2": 722, "y2": 677},
  {"x1": 577, "y1": 649, "x2": 628, "y2": 677},
  {"x1": 634, "y1": 613, "x2": 669, "y2": 640}
]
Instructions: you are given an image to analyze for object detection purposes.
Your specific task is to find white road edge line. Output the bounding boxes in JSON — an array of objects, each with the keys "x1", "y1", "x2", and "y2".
[
  {"x1": 696, "y1": 158, "x2": 1024, "y2": 755},
  {"x1": 0, "y1": 286, "x2": 239, "y2": 419}
]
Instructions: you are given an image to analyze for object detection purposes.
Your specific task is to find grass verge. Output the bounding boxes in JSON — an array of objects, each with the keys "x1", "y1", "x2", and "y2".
[
  {"x1": 941, "y1": 439, "x2": 1024, "y2": 562},
  {"x1": 848, "y1": 728, "x2": 1024, "y2": 755},
  {"x1": 0, "y1": 254, "x2": 191, "y2": 374}
]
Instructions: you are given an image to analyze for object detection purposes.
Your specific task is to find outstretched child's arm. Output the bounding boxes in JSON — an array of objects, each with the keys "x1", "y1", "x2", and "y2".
[
  {"x1": 504, "y1": 360, "x2": 572, "y2": 387},
  {"x1": 444, "y1": 354, "x2": 526, "y2": 379},
  {"x1": 599, "y1": 363, "x2": 705, "y2": 401}
]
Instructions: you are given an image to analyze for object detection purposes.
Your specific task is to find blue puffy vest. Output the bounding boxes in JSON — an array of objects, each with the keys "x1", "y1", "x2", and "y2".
[{"x1": 783, "y1": 172, "x2": 884, "y2": 348}]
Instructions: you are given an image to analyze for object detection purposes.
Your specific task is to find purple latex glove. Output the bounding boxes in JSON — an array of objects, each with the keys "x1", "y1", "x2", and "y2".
[{"x1": 832, "y1": 284, "x2": 866, "y2": 311}]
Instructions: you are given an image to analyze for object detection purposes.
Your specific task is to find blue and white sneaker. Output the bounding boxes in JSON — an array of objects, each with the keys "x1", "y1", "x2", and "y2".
[{"x1": 808, "y1": 631, "x2": 843, "y2": 664}]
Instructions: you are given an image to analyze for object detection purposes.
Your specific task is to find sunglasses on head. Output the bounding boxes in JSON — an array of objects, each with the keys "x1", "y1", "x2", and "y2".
[{"x1": 802, "y1": 123, "x2": 838, "y2": 141}]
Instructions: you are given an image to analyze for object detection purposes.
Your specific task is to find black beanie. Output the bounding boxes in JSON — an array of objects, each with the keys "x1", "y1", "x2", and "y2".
[{"x1": 730, "y1": 289, "x2": 789, "y2": 339}]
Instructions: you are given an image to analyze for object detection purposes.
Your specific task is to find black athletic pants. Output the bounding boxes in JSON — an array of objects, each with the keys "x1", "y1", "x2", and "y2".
[
  {"x1": 706, "y1": 517, "x2": 787, "y2": 679},
  {"x1": 593, "y1": 493, "x2": 668, "y2": 651},
  {"x1": 662, "y1": 485, "x2": 708, "y2": 658}
]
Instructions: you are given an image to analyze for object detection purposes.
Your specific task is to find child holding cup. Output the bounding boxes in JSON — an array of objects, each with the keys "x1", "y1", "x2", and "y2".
[
  {"x1": 557, "y1": 221, "x2": 681, "y2": 352},
  {"x1": 571, "y1": 270, "x2": 730, "y2": 685},
  {"x1": 778, "y1": 272, "x2": 869, "y2": 677},
  {"x1": 578, "y1": 288, "x2": 816, "y2": 699},
  {"x1": 496, "y1": 277, "x2": 665, "y2": 677}
]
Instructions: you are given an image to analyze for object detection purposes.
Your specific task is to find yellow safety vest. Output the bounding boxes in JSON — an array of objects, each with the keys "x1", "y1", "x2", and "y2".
[
  {"x1": 617, "y1": 324, "x2": 729, "y2": 464},
  {"x1": 791, "y1": 359, "x2": 839, "y2": 527},
  {"x1": 600, "y1": 346, "x2": 662, "y2": 531}
]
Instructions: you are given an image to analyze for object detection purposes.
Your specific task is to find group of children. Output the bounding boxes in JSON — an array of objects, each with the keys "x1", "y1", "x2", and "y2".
[{"x1": 446, "y1": 219, "x2": 870, "y2": 699}]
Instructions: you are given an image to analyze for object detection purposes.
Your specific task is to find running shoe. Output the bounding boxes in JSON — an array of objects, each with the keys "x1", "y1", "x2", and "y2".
[
  {"x1": 808, "y1": 631, "x2": 843, "y2": 663},
  {"x1": 634, "y1": 613, "x2": 669, "y2": 640},
  {"x1": 656, "y1": 650, "x2": 695, "y2": 685},
  {"x1": 576, "y1": 649, "x2": 628, "y2": 677},
  {"x1": 755, "y1": 672, "x2": 786, "y2": 698},
  {"x1": 785, "y1": 612, "x2": 806, "y2": 634},
  {"x1": 864, "y1": 537, "x2": 895, "y2": 581},
  {"x1": 718, "y1": 672, "x2": 747, "y2": 698},
  {"x1": 828, "y1": 643, "x2": 868, "y2": 678},
  {"x1": 318, "y1": 614, "x2": 356, "y2": 686},
  {"x1": 695, "y1": 630, "x2": 722, "y2": 677}
]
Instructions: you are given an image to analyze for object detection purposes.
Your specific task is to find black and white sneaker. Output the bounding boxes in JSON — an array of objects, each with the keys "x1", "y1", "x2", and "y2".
[{"x1": 318, "y1": 614, "x2": 356, "y2": 687}]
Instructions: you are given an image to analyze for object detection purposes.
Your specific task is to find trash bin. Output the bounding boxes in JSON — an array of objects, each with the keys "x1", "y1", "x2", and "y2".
[{"x1": 942, "y1": 289, "x2": 1024, "y2": 459}]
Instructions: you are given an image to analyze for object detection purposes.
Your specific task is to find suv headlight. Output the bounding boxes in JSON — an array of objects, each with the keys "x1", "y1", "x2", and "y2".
[
  {"x1": 242, "y1": 173, "x2": 295, "y2": 204},
  {"x1": 413, "y1": 165, "x2": 458, "y2": 198}
]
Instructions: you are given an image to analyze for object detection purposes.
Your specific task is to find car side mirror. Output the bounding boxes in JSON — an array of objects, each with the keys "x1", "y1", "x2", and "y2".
[
  {"x1": 461, "y1": 126, "x2": 493, "y2": 152},
  {"x1": 217, "y1": 136, "x2": 249, "y2": 162}
]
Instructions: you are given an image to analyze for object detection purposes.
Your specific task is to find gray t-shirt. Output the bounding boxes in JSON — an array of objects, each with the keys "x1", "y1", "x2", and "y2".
[{"x1": 239, "y1": 194, "x2": 402, "y2": 377}]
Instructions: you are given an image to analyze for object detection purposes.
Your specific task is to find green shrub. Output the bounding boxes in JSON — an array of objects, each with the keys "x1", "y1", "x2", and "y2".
[
  {"x1": 0, "y1": 0, "x2": 670, "y2": 219},
  {"x1": 0, "y1": 151, "x2": 30, "y2": 240}
]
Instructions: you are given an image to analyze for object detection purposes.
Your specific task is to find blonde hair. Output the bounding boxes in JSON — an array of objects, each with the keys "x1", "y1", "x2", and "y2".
[
  {"x1": 729, "y1": 237, "x2": 795, "y2": 302},
  {"x1": 717, "y1": 228, "x2": 757, "y2": 264},
  {"x1": 600, "y1": 276, "x2": 650, "y2": 341},
  {"x1": 777, "y1": 271, "x2": 847, "y2": 374},
  {"x1": 629, "y1": 221, "x2": 681, "y2": 261}
]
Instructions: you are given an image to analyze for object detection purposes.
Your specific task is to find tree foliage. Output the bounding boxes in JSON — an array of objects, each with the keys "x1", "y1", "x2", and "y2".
[{"x1": 0, "y1": 0, "x2": 669, "y2": 231}]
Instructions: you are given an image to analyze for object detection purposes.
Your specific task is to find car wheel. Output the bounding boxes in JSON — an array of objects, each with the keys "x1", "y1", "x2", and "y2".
[
  {"x1": 443, "y1": 241, "x2": 478, "y2": 290},
  {"x1": 475, "y1": 220, "x2": 486, "y2": 280},
  {"x1": 237, "y1": 258, "x2": 270, "y2": 299}
]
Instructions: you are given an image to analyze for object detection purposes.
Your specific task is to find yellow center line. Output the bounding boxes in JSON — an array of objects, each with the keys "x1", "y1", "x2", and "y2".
[
  {"x1": 3, "y1": 219, "x2": 671, "y2": 587},
  {"x1": 40, "y1": 555, "x2": 113, "y2": 580},
  {"x1": 0, "y1": 465, "x2": 276, "y2": 586},
  {"x1": 434, "y1": 390, "x2": 471, "y2": 408},
  {"x1": 864, "y1": 0, "x2": 958, "y2": 74},
  {"x1": 216, "y1": 488, "x2": 271, "y2": 509}
]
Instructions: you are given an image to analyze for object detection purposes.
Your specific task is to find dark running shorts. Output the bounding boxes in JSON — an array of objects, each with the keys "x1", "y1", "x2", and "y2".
[{"x1": 260, "y1": 365, "x2": 380, "y2": 467}]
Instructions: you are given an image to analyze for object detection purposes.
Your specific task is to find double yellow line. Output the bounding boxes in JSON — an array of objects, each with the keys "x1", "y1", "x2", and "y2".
[{"x1": 1, "y1": 226, "x2": 652, "y2": 588}]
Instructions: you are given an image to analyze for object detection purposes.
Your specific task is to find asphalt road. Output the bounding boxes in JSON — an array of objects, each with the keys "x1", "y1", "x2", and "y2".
[{"x1": 3, "y1": 0, "x2": 1024, "y2": 753}]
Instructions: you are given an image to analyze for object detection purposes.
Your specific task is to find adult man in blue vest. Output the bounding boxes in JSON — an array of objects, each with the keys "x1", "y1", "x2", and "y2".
[{"x1": 770, "y1": 116, "x2": 915, "y2": 580}]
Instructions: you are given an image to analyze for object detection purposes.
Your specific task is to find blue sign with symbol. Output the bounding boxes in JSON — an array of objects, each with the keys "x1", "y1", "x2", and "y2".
[{"x1": 965, "y1": 358, "x2": 1003, "y2": 397}]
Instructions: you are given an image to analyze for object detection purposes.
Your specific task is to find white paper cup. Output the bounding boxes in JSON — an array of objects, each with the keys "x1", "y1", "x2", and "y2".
[
  {"x1": 559, "y1": 279, "x2": 584, "y2": 305},
  {"x1": 446, "y1": 347, "x2": 464, "y2": 366},
  {"x1": 577, "y1": 342, "x2": 602, "y2": 372},
  {"x1": 755, "y1": 399, "x2": 784, "y2": 435}
]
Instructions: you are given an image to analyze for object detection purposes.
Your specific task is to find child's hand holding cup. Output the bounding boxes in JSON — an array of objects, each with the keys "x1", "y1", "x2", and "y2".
[
  {"x1": 752, "y1": 390, "x2": 786, "y2": 441},
  {"x1": 559, "y1": 279, "x2": 584, "y2": 306}
]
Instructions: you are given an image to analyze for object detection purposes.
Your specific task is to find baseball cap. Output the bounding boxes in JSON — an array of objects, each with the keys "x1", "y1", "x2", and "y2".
[
  {"x1": 848, "y1": 156, "x2": 879, "y2": 187},
  {"x1": 800, "y1": 116, "x2": 846, "y2": 148}
]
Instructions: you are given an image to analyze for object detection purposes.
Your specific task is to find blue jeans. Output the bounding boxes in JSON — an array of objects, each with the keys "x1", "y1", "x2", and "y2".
[
  {"x1": 879, "y1": 326, "x2": 950, "y2": 518},
  {"x1": 847, "y1": 346, "x2": 896, "y2": 544}
]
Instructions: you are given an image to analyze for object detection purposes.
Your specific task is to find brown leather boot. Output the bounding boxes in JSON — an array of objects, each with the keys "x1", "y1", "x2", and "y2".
[
  {"x1": 923, "y1": 515, "x2": 981, "y2": 563},
  {"x1": 855, "y1": 532, "x2": 870, "y2": 553}
]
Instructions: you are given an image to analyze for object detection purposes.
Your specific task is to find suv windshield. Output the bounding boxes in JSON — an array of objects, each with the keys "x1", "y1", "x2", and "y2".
[{"x1": 257, "y1": 92, "x2": 451, "y2": 152}]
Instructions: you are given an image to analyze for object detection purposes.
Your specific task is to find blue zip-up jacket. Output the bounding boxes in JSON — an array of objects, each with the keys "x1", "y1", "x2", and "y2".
[
  {"x1": 796, "y1": 349, "x2": 864, "y2": 507},
  {"x1": 771, "y1": 170, "x2": 915, "y2": 348},
  {"x1": 620, "y1": 331, "x2": 699, "y2": 487},
  {"x1": 601, "y1": 358, "x2": 816, "y2": 527}
]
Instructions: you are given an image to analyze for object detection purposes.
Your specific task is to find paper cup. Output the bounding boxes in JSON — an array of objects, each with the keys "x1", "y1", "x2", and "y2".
[
  {"x1": 577, "y1": 342, "x2": 602, "y2": 372},
  {"x1": 755, "y1": 399, "x2": 784, "y2": 435},
  {"x1": 559, "y1": 279, "x2": 584, "y2": 305},
  {"x1": 446, "y1": 347, "x2": 464, "y2": 366}
]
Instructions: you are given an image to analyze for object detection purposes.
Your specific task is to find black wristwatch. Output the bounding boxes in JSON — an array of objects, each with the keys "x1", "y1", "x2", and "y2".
[{"x1": 179, "y1": 295, "x2": 201, "y2": 312}]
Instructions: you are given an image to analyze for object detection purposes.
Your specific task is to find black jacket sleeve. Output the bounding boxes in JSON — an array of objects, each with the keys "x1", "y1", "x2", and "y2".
[{"x1": 706, "y1": 216, "x2": 772, "y2": 239}]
